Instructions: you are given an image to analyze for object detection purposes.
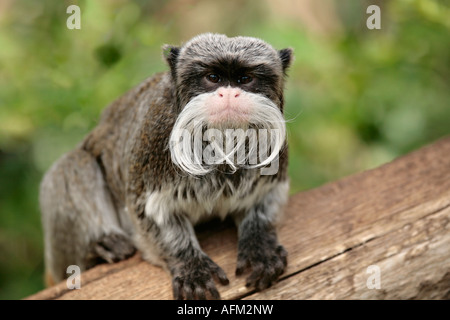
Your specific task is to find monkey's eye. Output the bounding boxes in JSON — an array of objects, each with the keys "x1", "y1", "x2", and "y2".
[
  {"x1": 207, "y1": 74, "x2": 221, "y2": 83},
  {"x1": 237, "y1": 75, "x2": 253, "y2": 84}
]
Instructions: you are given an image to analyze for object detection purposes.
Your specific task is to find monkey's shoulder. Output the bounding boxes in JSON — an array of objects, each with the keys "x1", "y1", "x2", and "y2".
[
  {"x1": 83, "y1": 72, "x2": 174, "y2": 150},
  {"x1": 99, "y1": 72, "x2": 174, "y2": 126},
  {"x1": 122, "y1": 72, "x2": 180, "y2": 195},
  {"x1": 80, "y1": 72, "x2": 176, "y2": 199}
]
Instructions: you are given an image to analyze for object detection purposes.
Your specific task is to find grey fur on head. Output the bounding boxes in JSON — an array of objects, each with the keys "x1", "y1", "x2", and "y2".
[{"x1": 164, "y1": 33, "x2": 293, "y2": 109}]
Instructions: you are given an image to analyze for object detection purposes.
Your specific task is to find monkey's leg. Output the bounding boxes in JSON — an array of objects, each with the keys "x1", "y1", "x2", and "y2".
[
  {"x1": 40, "y1": 149, "x2": 135, "y2": 284},
  {"x1": 134, "y1": 208, "x2": 229, "y2": 300},
  {"x1": 234, "y1": 181, "x2": 289, "y2": 291}
]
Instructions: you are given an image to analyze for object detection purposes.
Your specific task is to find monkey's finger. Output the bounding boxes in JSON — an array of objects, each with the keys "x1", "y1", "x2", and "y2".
[
  {"x1": 93, "y1": 244, "x2": 115, "y2": 264},
  {"x1": 172, "y1": 277, "x2": 184, "y2": 300},
  {"x1": 194, "y1": 286, "x2": 207, "y2": 300},
  {"x1": 245, "y1": 274, "x2": 258, "y2": 289},
  {"x1": 212, "y1": 266, "x2": 230, "y2": 285},
  {"x1": 204, "y1": 256, "x2": 229, "y2": 285},
  {"x1": 245, "y1": 264, "x2": 264, "y2": 288},
  {"x1": 255, "y1": 272, "x2": 273, "y2": 291},
  {"x1": 235, "y1": 258, "x2": 250, "y2": 276},
  {"x1": 205, "y1": 280, "x2": 221, "y2": 300},
  {"x1": 276, "y1": 245, "x2": 288, "y2": 268},
  {"x1": 183, "y1": 281, "x2": 195, "y2": 300},
  {"x1": 273, "y1": 256, "x2": 286, "y2": 279}
]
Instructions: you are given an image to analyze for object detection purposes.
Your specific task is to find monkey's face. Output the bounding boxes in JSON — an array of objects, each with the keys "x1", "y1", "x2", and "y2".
[{"x1": 166, "y1": 34, "x2": 293, "y2": 176}]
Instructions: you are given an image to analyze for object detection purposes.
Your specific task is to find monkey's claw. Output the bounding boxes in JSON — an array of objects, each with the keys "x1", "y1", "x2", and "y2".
[
  {"x1": 170, "y1": 254, "x2": 229, "y2": 300},
  {"x1": 236, "y1": 239, "x2": 287, "y2": 291}
]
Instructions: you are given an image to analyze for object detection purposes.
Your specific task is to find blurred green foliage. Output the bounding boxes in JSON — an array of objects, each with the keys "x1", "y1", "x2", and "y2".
[{"x1": 0, "y1": 0, "x2": 449, "y2": 299}]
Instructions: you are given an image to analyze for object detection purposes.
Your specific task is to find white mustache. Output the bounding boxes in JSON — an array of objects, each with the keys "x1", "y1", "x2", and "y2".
[{"x1": 169, "y1": 90, "x2": 286, "y2": 176}]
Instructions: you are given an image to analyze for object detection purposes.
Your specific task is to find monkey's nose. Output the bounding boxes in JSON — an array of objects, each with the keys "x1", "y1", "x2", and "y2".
[{"x1": 217, "y1": 87, "x2": 241, "y2": 99}]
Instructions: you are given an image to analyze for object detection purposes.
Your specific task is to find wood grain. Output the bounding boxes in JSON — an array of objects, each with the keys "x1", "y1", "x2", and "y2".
[{"x1": 27, "y1": 136, "x2": 450, "y2": 300}]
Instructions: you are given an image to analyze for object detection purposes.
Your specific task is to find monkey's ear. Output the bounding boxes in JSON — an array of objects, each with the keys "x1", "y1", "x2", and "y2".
[
  {"x1": 279, "y1": 48, "x2": 294, "y2": 72},
  {"x1": 163, "y1": 45, "x2": 180, "y2": 72}
]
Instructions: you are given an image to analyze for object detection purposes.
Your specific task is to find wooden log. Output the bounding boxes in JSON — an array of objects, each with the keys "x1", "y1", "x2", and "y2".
[{"x1": 27, "y1": 136, "x2": 450, "y2": 300}]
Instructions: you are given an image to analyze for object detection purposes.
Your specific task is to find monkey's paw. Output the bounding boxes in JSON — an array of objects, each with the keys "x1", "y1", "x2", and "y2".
[
  {"x1": 236, "y1": 236, "x2": 287, "y2": 291},
  {"x1": 89, "y1": 233, "x2": 136, "y2": 265},
  {"x1": 170, "y1": 254, "x2": 229, "y2": 300}
]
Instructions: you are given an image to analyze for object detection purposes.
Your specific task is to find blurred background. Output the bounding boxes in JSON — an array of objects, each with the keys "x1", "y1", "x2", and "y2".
[{"x1": 0, "y1": 0, "x2": 449, "y2": 299}]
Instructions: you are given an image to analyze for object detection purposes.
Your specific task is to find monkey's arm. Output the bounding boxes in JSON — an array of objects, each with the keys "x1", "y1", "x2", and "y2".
[
  {"x1": 123, "y1": 94, "x2": 230, "y2": 299},
  {"x1": 234, "y1": 180, "x2": 289, "y2": 290},
  {"x1": 130, "y1": 196, "x2": 229, "y2": 300}
]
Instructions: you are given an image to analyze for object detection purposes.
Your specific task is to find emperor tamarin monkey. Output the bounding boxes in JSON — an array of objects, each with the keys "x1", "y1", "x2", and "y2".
[{"x1": 40, "y1": 33, "x2": 293, "y2": 299}]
